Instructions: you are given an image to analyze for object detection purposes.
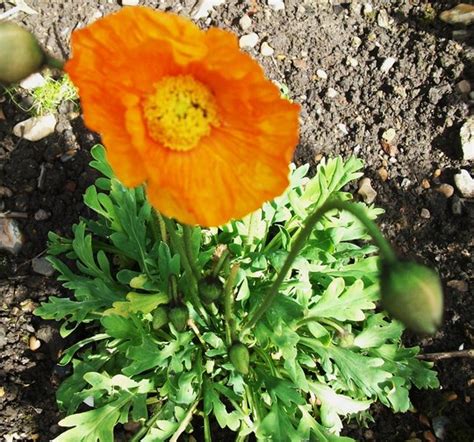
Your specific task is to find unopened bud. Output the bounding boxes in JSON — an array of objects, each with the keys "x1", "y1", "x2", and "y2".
[
  {"x1": 381, "y1": 261, "x2": 443, "y2": 334},
  {"x1": 152, "y1": 306, "x2": 168, "y2": 331},
  {"x1": 0, "y1": 22, "x2": 45, "y2": 84},
  {"x1": 198, "y1": 276, "x2": 223, "y2": 304},
  {"x1": 169, "y1": 305, "x2": 189, "y2": 332},
  {"x1": 228, "y1": 341, "x2": 250, "y2": 375}
]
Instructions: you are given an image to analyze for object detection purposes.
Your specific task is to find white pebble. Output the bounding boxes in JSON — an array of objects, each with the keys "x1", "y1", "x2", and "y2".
[
  {"x1": 0, "y1": 218, "x2": 24, "y2": 255},
  {"x1": 239, "y1": 14, "x2": 252, "y2": 31},
  {"x1": 337, "y1": 123, "x2": 349, "y2": 135},
  {"x1": 347, "y1": 56, "x2": 358, "y2": 67},
  {"x1": 382, "y1": 128, "x2": 397, "y2": 143},
  {"x1": 121, "y1": 0, "x2": 139, "y2": 5},
  {"x1": 358, "y1": 178, "x2": 377, "y2": 204},
  {"x1": 420, "y1": 208, "x2": 431, "y2": 219},
  {"x1": 19, "y1": 73, "x2": 46, "y2": 90},
  {"x1": 268, "y1": 0, "x2": 285, "y2": 11},
  {"x1": 316, "y1": 69, "x2": 328, "y2": 80},
  {"x1": 239, "y1": 33, "x2": 259, "y2": 49},
  {"x1": 454, "y1": 169, "x2": 474, "y2": 198},
  {"x1": 260, "y1": 42, "x2": 274, "y2": 57},
  {"x1": 380, "y1": 57, "x2": 397, "y2": 73},
  {"x1": 460, "y1": 117, "x2": 474, "y2": 161},
  {"x1": 327, "y1": 87, "x2": 339, "y2": 98},
  {"x1": 13, "y1": 115, "x2": 57, "y2": 141}
]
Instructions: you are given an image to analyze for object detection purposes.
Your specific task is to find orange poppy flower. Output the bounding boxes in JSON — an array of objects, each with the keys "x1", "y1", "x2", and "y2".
[{"x1": 66, "y1": 6, "x2": 299, "y2": 227}]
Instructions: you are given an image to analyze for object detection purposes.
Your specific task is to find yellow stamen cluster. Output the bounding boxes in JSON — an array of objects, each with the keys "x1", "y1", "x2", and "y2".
[{"x1": 143, "y1": 75, "x2": 219, "y2": 151}]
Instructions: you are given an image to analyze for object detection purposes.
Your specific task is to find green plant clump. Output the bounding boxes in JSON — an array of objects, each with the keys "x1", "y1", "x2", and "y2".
[{"x1": 36, "y1": 146, "x2": 439, "y2": 442}]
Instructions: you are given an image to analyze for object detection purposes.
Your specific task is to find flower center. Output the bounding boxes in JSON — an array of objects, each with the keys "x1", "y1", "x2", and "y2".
[{"x1": 143, "y1": 75, "x2": 219, "y2": 151}]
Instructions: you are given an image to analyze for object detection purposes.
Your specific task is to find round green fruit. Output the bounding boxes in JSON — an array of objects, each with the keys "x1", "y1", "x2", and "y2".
[{"x1": 228, "y1": 342, "x2": 250, "y2": 375}]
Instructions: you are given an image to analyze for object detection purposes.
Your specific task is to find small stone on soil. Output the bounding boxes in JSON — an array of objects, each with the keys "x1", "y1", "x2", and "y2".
[
  {"x1": 326, "y1": 87, "x2": 338, "y2": 98},
  {"x1": 19, "y1": 73, "x2": 46, "y2": 90},
  {"x1": 0, "y1": 218, "x2": 24, "y2": 255},
  {"x1": 420, "y1": 208, "x2": 431, "y2": 219},
  {"x1": 382, "y1": 128, "x2": 397, "y2": 143},
  {"x1": 120, "y1": 0, "x2": 139, "y2": 5},
  {"x1": 13, "y1": 115, "x2": 57, "y2": 142},
  {"x1": 456, "y1": 80, "x2": 471, "y2": 95},
  {"x1": 378, "y1": 167, "x2": 388, "y2": 181},
  {"x1": 439, "y1": 4, "x2": 474, "y2": 26},
  {"x1": 436, "y1": 184, "x2": 454, "y2": 198},
  {"x1": 421, "y1": 179, "x2": 430, "y2": 189},
  {"x1": 377, "y1": 9, "x2": 391, "y2": 29},
  {"x1": 346, "y1": 56, "x2": 358, "y2": 67},
  {"x1": 316, "y1": 69, "x2": 328, "y2": 80},
  {"x1": 460, "y1": 117, "x2": 474, "y2": 161},
  {"x1": 267, "y1": 0, "x2": 285, "y2": 11},
  {"x1": 380, "y1": 57, "x2": 396, "y2": 73},
  {"x1": 29, "y1": 335, "x2": 41, "y2": 351},
  {"x1": 358, "y1": 177, "x2": 377, "y2": 204},
  {"x1": 192, "y1": 0, "x2": 225, "y2": 20},
  {"x1": 0, "y1": 186, "x2": 13, "y2": 198},
  {"x1": 337, "y1": 123, "x2": 348, "y2": 135},
  {"x1": 454, "y1": 169, "x2": 474, "y2": 198},
  {"x1": 239, "y1": 14, "x2": 252, "y2": 31},
  {"x1": 239, "y1": 33, "x2": 259, "y2": 49},
  {"x1": 34, "y1": 209, "x2": 50, "y2": 221},
  {"x1": 260, "y1": 42, "x2": 274, "y2": 57},
  {"x1": 32, "y1": 257, "x2": 55, "y2": 277},
  {"x1": 447, "y1": 280, "x2": 469, "y2": 292}
]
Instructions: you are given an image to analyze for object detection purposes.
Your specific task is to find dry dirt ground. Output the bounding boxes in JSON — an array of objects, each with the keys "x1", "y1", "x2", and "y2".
[{"x1": 0, "y1": 1, "x2": 473, "y2": 441}]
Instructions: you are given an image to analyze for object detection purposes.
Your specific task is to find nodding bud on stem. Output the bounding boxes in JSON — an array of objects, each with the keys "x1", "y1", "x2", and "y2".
[
  {"x1": 381, "y1": 261, "x2": 443, "y2": 334},
  {"x1": 169, "y1": 305, "x2": 189, "y2": 332},
  {"x1": 0, "y1": 21, "x2": 45, "y2": 84},
  {"x1": 198, "y1": 276, "x2": 223, "y2": 304},
  {"x1": 228, "y1": 341, "x2": 250, "y2": 375}
]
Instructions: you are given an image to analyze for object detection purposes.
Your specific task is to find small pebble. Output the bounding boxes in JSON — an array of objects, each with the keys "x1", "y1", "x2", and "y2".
[
  {"x1": 260, "y1": 42, "x2": 274, "y2": 57},
  {"x1": 401, "y1": 177, "x2": 412, "y2": 188},
  {"x1": 363, "y1": 3, "x2": 373, "y2": 16},
  {"x1": 326, "y1": 87, "x2": 339, "y2": 98},
  {"x1": 377, "y1": 9, "x2": 390, "y2": 28},
  {"x1": 451, "y1": 196, "x2": 463, "y2": 215},
  {"x1": 436, "y1": 184, "x2": 454, "y2": 198},
  {"x1": 337, "y1": 123, "x2": 349, "y2": 135},
  {"x1": 358, "y1": 177, "x2": 377, "y2": 204},
  {"x1": 433, "y1": 168, "x2": 442, "y2": 178},
  {"x1": 239, "y1": 14, "x2": 252, "y2": 31},
  {"x1": 460, "y1": 117, "x2": 474, "y2": 161},
  {"x1": 0, "y1": 218, "x2": 24, "y2": 255},
  {"x1": 423, "y1": 430, "x2": 436, "y2": 442},
  {"x1": 380, "y1": 57, "x2": 397, "y2": 73},
  {"x1": 347, "y1": 56, "x2": 358, "y2": 67},
  {"x1": 19, "y1": 73, "x2": 46, "y2": 90},
  {"x1": 352, "y1": 36, "x2": 362, "y2": 48},
  {"x1": 382, "y1": 128, "x2": 397, "y2": 143},
  {"x1": 0, "y1": 186, "x2": 13, "y2": 198},
  {"x1": 447, "y1": 280, "x2": 468, "y2": 292},
  {"x1": 454, "y1": 169, "x2": 474, "y2": 198},
  {"x1": 13, "y1": 115, "x2": 57, "y2": 142},
  {"x1": 120, "y1": 0, "x2": 139, "y2": 5},
  {"x1": 432, "y1": 416, "x2": 450, "y2": 440},
  {"x1": 316, "y1": 69, "x2": 328, "y2": 80},
  {"x1": 378, "y1": 167, "x2": 388, "y2": 181},
  {"x1": 239, "y1": 33, "x2": 259, "y2": 49},
  {"x1": 267, "y1": 0, "x2": 285, "y2": 11},
  {"x1": 420, "y1": 208, "x2": 431, "y2": 219},
  {"x1": 440, "y1": 4, "x2": 474, "y2": 26},
  {"x1": 421, "y1": 179, "x2": 431, "y2": 189},
  {"x1": 32, "y1": 257, "x2": 55, "y2": 277},
  {"x1": 457, "y1": 80, "x2": 471, "y2": 94},
  {"x1": 34, "y1": 209, "x2": 51, "y2": 221},
  {"x1": 29, "y1": 336, "x2": 41, "y2": 351}
]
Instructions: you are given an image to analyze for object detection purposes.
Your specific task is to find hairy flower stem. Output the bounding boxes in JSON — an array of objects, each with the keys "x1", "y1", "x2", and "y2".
[
  {"x1": 183, "y1": 224, "x2": 201, "y2": 280},
  {"x1": 152, "y1": 209, "x2": 168, "y2": 245},
  {"x1": 242, "y1": 199, "x2": 397, "y2": 333},
  {"x1": 224, "y1": 263, "x2": 240, "y2": 345},
  {"x1": 163, "y1": 217, "x2": 208, "y2": 323},
  {"x1": 130, "y1": 405, "x2": 164, "y2": 442},
  {"x1": 203, "y1": 411, "x2": 212, "y2": 442},
  {"x1": 170, "y1": 397, "x2": 200, "y2": 442}
]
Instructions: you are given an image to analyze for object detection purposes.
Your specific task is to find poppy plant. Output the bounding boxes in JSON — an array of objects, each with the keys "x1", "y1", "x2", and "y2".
[{"x1": 66, "y1": 6, "x2": 299, "y2": 227}]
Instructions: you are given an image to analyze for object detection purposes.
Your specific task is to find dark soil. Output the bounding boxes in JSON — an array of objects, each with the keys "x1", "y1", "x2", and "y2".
[{"x1": 1, "y1": 1, "x2": 472, "y2": 441}]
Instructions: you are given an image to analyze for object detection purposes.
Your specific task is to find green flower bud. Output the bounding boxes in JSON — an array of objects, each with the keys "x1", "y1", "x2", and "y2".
[
  {"x1": 169, "y1": 305, "x2": 189, "y2": 332},
  {"x1": 152, "y1": 306, "x2": 168, "y2": 331},
  {"x1": 0, "y1": 22, "x2": 45, "y2": 84},
  {"x1": 381, "y1": 261, "x2": 443, "y2": 334},
  {"x1": 198, "y1": 276, "x2": 223, "y2": 304},
  {"x1": 228, "y1": 341, "x2": 250, "y2": 375}
]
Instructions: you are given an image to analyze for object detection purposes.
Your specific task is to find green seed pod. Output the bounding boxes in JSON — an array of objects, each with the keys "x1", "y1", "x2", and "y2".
[
  {"x1": 152, "y1": 306, "x2": 168, "y2": 331},
  {"x1": 0, "y1": 21, "x2": 45, "y2": 84},
  {"x1": 381, "y1": 261, "x2": 443, "y2": 334},
  {"x1": 198, "y1": 276, "x2": 223, "y2": 304},
  {"x1": 169, "y1": 305, "x2": 189, "y2": 332},
  {"x1": 228, "y1": 341, "x2": 250, "y2": 375}
]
